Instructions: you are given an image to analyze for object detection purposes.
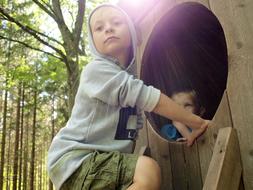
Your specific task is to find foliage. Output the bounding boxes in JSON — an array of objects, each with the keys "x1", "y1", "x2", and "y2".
[{"x1": 0, "y1": 1, "x2": 112, "y2": 189}]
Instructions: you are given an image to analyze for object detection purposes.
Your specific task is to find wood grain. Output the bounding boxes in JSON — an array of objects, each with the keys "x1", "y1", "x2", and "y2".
[{"x1": 203, "y1": 127, "x2": 242, "y2": 190}]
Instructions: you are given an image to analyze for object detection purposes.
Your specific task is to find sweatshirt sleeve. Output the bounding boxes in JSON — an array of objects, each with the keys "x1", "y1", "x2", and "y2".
[{"x1": 81, "y1": 61, "x2": 161, "y2": 112}]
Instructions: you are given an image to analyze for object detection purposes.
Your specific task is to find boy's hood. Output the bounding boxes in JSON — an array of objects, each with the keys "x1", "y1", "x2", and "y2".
[{"x1": 87, "y1": 3, "x2": 138, "y2": 74}]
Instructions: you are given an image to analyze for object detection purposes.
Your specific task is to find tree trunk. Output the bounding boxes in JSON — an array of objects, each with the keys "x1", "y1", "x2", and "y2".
[
  {"x1": 12, "y1": 83, "x2": 22, "y2": 190},
  {"x1": 39, "y1": 146, "x2": 43, "y2": 190},
  {"x1": 30, "y1": 89, "x2": 37, "y2": 190},
  {"x1": 6, "y1": 100, "x2": 15, "y2": 189},
  {"x1": 23, "y1": 103, "x2": 30, "y2": 190},
  {"x1": 0, "y1": 81, "x2": 8, "y2": 190},
  {"x1": 18, "y1": 85, "x2": 25, "y2": 190},
  {"x1": 66, "y1": 53, "x2": 80, "y2": 115},
  {"x1": 6, "y1": 128, "x2": 11, "y2": 190},
  {"x1": 49, "y1": 95, "x2": 56, "y2": 190},
  {"x1": 43, "y1": 142, "x2": 47, "y2": 190},
  {"x1": 0, "y1": 89, "x2": 3, "y2": 121}
]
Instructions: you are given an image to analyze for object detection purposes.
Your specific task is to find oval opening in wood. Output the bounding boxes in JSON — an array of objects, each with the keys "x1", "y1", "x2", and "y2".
[{"x1": 140, "y1": 2, "x2": 228, "y2": 141}]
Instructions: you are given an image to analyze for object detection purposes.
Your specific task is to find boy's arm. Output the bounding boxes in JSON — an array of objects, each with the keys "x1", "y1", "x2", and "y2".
[
  {"x1": 152, "y1": 93, "x2": 208, "y2": 130},
  {"x1": 83, "y1": 62, "x2": 160, "y2": 111}
]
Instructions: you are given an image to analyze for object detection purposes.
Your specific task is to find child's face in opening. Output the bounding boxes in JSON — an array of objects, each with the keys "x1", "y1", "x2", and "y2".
[
  {"x1": 172, "y1": 91, "x2": 197, "y2": 114},
  {"x1": 90, "y1": 7, "x2": 131, "y2": 60}
]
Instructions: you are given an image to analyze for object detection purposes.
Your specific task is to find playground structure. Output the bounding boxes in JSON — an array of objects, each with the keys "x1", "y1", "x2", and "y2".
[{"x1": 119, "y1": 0, "x2": 253, "y2": 189}]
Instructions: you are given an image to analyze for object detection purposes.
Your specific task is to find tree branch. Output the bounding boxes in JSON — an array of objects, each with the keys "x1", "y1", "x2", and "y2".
[
  {"x1": 0, "y1": 7, "x2": 66, "y2": 59},
  {"x1": 40, "y1": 0, "x2": 55, "y2": 14},
  {"x1": 73, "y1": 0, "x2": 85, "y2": 49},
  {"x1": 51, "y1": 0, "x2": 74, "y2": 48},
  {"x1": 52, "y1": 0, "x2": 65, "y2": 22},
  {"x1": 31, "y1": 0, "x2": 55, "y2": 19},
  {"x1": 79, "y1": 37, "x2": 86, "y2": 56},
  {"x1": 3, "y1": 5, "x2": 62, "y2": 46},
  {"x1": 0, "y1": 35, "x2": 63, "y2": 61}
]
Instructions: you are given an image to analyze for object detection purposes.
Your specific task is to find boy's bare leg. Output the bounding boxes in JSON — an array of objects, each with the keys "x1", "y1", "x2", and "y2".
[{"x1": 127, "y1": 156, "x2": 161, "y2": 190}]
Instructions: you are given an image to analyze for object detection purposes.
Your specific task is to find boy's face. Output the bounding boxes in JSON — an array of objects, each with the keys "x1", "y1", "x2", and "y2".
[
  {"x1": 172, "y1": 92, "x2": 196, "y2": 114},
  {"x1": 90, "y1": 7, "x2": 131, "y2": 59}
]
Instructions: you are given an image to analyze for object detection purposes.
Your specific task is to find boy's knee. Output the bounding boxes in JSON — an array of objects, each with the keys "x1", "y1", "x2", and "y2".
[
  {"x1": 134, "y1": 156, "x2": 161, "y2": 189},
  {"x1": 139, "y1": 156, "x2": 160, "y2": 174}
]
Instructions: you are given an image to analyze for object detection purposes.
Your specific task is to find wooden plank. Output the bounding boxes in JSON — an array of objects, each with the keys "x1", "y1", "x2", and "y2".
[
  {"x1": 209, "y1": 1, "x2": 253, "y2": 188},
  {"x1": 226, "y1": 49, "x2": 253, "y2": 190},
  {"x1": 239, "y1": 176, "x2": 245, "y2": 190},
  {"x1": 146, "y1": 122, "x2": 202, "y2": 190},
  {"x1": 169, "y1": 142, "x2": 203, "y2": 190},
  {"x1": 137, "y1": 0, "x2": 176, "y2": 67},
  {"x1": 203, "y1": 127, "x2": 242, "y2": 190},
  {"x1": 169, "y1": 143, "x2": 187, "y2": 190},
  {"x1": 208, "y1": 2, "x2": 253, "y2": 186},
  {"x1": 198, "y1": 91, "x2": 233, "y2": 182},
  {"x1": 134, "y1": 118, "x2": 149, "y2": 154},
  {"x1": 128, "y1": 0, "x2": 178, "y2": 80},
  {"x1": 137, "y1": 145, "x2": 150, "y2": 156},
  {"x1": 209, "y1": 0, "x2": 253, "y2": 53},
  {"x1": 147, "y1": 121, "x2": 173, "y2": 190},
  {"x1": 183, "y1": 144, "x2": 203, "y2": 190}
]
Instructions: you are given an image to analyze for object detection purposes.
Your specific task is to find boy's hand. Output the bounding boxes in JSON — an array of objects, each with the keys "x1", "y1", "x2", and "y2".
[
  {"x1": 176, "y1": 137, "x2": 187, "y2": 142},
  {"x1": 187, "y1": 119, "x2": 210, "y2": 146},
  {"x1": 200, "y1": 119, "x2": 211, "y2": 130}
]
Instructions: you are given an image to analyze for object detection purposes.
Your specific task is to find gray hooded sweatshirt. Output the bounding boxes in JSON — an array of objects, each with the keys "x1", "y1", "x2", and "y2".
[{"x1": 47, "y1": 4, "x2": 160, "y2": 190}]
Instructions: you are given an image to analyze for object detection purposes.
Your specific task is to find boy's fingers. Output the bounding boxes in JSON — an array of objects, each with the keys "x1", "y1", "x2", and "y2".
[
  {"x1": 187, "y1": 139, "x2": 195, "y2": 147},
  {"x1": 201, "y1": 120, "x2": 211, "y2": 129},
  {"x1": 207, "y1": 120, "x2": 213, "y2": 128},
  {"x1": 176, "y1": 138, "x2": 187, "y2": 142}
]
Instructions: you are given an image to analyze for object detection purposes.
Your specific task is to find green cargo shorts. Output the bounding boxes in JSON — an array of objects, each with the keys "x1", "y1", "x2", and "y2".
[{"x1": 61, "y1": 151, "x2": 138, "y2": 190}]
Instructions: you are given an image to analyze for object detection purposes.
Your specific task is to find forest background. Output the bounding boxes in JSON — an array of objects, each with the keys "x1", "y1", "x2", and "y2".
[{"x1": 0, "y1": 0, "x2": 115, "y2": 189}]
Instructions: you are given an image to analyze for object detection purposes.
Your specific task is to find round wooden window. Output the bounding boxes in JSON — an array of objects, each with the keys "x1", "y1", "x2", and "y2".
[{"x1": 141, "y1": 2, "x2": 228, "y2": 135}]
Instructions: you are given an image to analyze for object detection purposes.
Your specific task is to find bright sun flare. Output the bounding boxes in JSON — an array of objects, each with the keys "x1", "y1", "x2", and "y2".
[
  {"x1": 108, "y1": 0, "x2": 119, "y2": 4},
  {"x1": 108, "y1": 0, "x2": 144, "y2": 7}
]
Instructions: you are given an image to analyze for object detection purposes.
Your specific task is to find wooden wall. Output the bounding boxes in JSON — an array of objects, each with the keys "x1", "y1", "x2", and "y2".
[{"x1": 134, "y1": 0, "x2": 253, "y2": 189}]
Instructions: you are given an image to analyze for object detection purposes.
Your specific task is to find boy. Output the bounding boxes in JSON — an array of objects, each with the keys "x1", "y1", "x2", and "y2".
[
  {"x1": 161, "y1": 90, "x2": 206, "y2": 144},
  {"x1": 47, "y1": 4, "x2": 209, "y2": 190}
]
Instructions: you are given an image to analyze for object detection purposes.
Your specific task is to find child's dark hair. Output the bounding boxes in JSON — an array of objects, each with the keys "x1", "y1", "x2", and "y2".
[{"x1": 171, "y1": 89, "x2": 205, "y2": 116}]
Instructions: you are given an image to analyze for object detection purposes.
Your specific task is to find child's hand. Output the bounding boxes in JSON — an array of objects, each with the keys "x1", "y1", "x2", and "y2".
[
  {"x1": 200, "y1": 119, "x2": 210, "y2": 130},
  {"x1": 176, "y1": 137, "x2": 187, "y2": 142},
  {"x1": 187, "y1": 119, "x2": 210, "y2": 146}
]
